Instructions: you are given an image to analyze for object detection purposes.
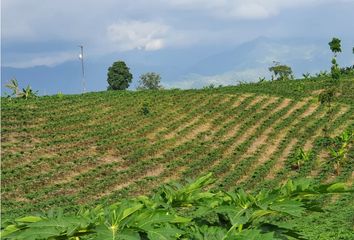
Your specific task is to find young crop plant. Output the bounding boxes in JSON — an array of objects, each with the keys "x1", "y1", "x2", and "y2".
[
  {"x1": 290, "y1": 148, "x2": 312, "y2": 171},
  {"x1": 328, "y1": 130, "x2": 353, "y2": 175},
  {"x1": 140, "y1": 102, "x2": 150, "y2": 116},
  {"x1": 1, "y1": 173, "x2": 351, "y2": 240}
]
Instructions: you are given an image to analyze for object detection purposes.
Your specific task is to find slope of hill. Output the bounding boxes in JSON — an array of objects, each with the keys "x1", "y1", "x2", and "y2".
[{"x1": 1, "y1": 77, "x2": 353, "y2": 228}]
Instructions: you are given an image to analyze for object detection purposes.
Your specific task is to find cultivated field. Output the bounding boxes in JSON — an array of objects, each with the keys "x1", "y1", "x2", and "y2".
[
  {"x1": 1, "y1": 77, "x2": 354, "y2": 239},
  {"x1": 1, "y1": 77, "x2": 353, "y2": 238}
]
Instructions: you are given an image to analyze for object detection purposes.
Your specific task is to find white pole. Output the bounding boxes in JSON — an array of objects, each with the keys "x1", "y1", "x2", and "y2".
[{"x1": 78, "y1": 45, "x2": 86, "y2": 93}]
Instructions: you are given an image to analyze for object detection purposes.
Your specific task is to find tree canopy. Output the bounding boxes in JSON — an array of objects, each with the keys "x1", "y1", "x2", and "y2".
[
  {"x1": 137, "y1": 72, "x2": 162, "y2": 90},
  {"x1": 269, "y1": 62, "x2": 293, "y2": 81},
  {"x1": 107, "y1": 61, "x2": 133, "y2": 90}
]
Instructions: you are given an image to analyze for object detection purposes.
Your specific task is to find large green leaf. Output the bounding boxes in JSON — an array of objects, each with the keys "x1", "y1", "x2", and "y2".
[
  {"x1": 186, "y1": 225, "x2": 228, "y2": 240},
  {"x1": 4, "y1": 226, "x2": 63, "y2": 240},
  {"x1": 270, "y1": 200, "x2": 305, "y2": 217},
  {"x1": 231, "y1": 229, "x2": 275, "y2": 240},
  {"x1": 14, "y1": 216, "x2": 42, "y2": 223},
  {"x1": 146, "y1": 224, "x2": 183, "y2": 240},
  {"x1": 94, "y1": 224, "x2": 140, "y2": 240},
  {"x1": 0, "y1": 225, "x2": 21, "y2": 238}
]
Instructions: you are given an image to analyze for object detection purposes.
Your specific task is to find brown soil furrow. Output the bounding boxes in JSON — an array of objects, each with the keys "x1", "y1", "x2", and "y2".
[
  {"x1": 91, "y1": 165, "x2": 165, "y2": 201},
  {"x1": 165, "y1": 116, "x2": 201, "y2": 140},
  {"x1": 223, "y1": 97, "x2": 290, "y2": 157},
  {"x1": 265, "y1": 138, "x2": 298, "y2": 180},
  {"x1": 304, "y1": 105, "x2": 349, "y2": 151},
  {"x1": 235, "y1": 101, "x2": 317, "y2": 184},
  {"x1": 309, "y1": 150, "x2": 329, "y2": 178},
  {"x1": 231, "y1": 94, "x2": 253, "y2": 108},
  {"x1": 48, "y1": 155, "x2": 125, "y2": 186},
  {"x1": 156, "y1": 122, "x2": 211, "y2": 158}
]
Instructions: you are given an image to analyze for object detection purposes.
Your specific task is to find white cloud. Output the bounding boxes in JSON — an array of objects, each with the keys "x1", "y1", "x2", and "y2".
[
  {"x1": 106, "y1": 21, "x2": 169, "y2": 51},
  {"x1": 2, "y1": 0, "x2": 353, "y2": 68},
  {"x1": 171, "y1": 68, "x2": 269, "y2": 89},
  {"x1": 165, "y1": 0, "x2": 334, "y2": 19},
  {"x1": 3, "y1": 52, "x2": 77, "y2": 68}
]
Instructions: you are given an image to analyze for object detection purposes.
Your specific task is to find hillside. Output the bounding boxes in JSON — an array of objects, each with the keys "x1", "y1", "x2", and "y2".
[{"x1": 1, "y1": 77, "x2": 353, "y2": 236}]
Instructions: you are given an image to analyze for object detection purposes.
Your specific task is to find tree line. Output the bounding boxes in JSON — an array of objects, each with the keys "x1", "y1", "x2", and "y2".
[{"x1": 107, "y1": 61, "x2": 162, "y2": 91}]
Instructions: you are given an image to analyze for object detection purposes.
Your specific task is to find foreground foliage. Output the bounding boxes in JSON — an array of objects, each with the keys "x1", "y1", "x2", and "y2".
[{"x1": 1, "y1": 174, "x2": 350, "y2": 240}]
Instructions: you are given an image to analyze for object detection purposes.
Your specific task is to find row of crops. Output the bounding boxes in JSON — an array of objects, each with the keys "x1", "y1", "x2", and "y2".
[{"x1": 1, "y1": 78, "x2": 353, "y2": 223}]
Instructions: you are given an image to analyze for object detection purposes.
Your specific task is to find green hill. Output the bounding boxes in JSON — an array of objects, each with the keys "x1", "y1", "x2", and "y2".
[{"x1": 1, "y1": 76, "x2": 353, "y2": 238}]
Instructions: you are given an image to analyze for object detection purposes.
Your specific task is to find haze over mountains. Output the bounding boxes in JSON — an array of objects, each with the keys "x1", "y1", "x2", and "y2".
[
  {"x1": 2, "y1": 0, "x2": 354, "y2": 95},
  {"x1": 2, "y1": 36, "x2": 353, "y2": 95}
]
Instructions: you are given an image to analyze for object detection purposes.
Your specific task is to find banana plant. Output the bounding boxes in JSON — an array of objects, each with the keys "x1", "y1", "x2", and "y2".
[
  {"x1": 329, "y1": 130, "x2": 353, "y2": 175},
  {"x1": 5, "y1": 78, "x2": 21, "y2": 97},
  {"x1": 302, "y1": 73, "x2": 311, "y2": 80},
  {"x1": 18, "y1": 85, "x2": 38, "y2": 100},
  {"x1": 4, "y1": 79, "x2": 37, "y2": 99}
]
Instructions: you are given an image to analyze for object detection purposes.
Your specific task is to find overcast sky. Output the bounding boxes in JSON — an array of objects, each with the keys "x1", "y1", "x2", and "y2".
[{"x1": 1, "y1": 0, "x2": 354, "y2": 93}]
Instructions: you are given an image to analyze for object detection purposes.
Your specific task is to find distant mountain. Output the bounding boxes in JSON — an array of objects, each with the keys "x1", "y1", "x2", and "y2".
[
  {"x1": 2, "y1": 37, "x2": 353, "y2": 95},
  {"x1": 186, "y1": 37, "x2": 333, "y2": 76}
]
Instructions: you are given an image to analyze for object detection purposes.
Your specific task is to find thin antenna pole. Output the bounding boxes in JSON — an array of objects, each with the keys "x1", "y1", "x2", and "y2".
[{"x1": 79, "y1": 45, "x2": 86, "y2": 93}]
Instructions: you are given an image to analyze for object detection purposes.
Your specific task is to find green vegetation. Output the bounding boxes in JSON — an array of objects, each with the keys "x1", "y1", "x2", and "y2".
[
  {"x1": 1, "y1": 75, "x2": 353, "y2": 239},
  {"x1": 107, "y1": 61, "x2": 133, "y2": 90},
  {"x1": 269, "y1": 62, "x2": 294, "y2": 81},
  {"x1": 4, "y1": 78, "x2": 38, "y2": 100},
  {"x1": 138, "y1": 72, "x2": 163, "y2": 90},
  {"x1": 1, "y1": 174, "x2": 350, "y2": 240},
  {"x1": 1, "y1": 38, "x2": 354, "y2": 239}
]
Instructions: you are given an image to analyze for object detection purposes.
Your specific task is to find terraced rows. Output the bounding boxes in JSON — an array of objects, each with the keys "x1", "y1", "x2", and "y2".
[{"x1": 1, "y1": 88, "x2": 353, "y2": 217}]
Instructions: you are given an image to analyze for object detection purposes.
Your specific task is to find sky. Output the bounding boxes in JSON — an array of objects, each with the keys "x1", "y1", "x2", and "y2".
[{"x1": 1, "y1": 0, "x2": 354, "y2": 95}]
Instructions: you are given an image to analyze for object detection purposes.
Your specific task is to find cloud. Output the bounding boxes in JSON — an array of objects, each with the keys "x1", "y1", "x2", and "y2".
[
  {"x1": 3, "y1": 52, "x2": 77, "y2": 68},
  {"x1": 2, "y1": 0, "x2": 353, "y2": 69},
  {"x1": 171, "y1": 68, "x2": 269, "y2": 89},
  {"x1": 105, "y1": 21, "x2": 228, "y2": 52},
  {"x1": 165, "y1": 0, "x2": 333, "y2": 19},
  {"x1": 107, "y1": 21, "x2": 169, "y2": 51}
]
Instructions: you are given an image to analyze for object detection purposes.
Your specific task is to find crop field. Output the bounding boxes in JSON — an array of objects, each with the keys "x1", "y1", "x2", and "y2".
[{"x1": 1, "y1": 77, "x2": 353, "y2": 238}]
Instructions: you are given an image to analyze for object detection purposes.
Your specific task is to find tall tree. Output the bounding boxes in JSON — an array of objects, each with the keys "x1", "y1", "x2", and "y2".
[
  {"x1": 107, "y1": 61, "x2": 133, "y2": 90},
  {"x1": 268, "y1": 62, "x2": 293, "y2": 81}
]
